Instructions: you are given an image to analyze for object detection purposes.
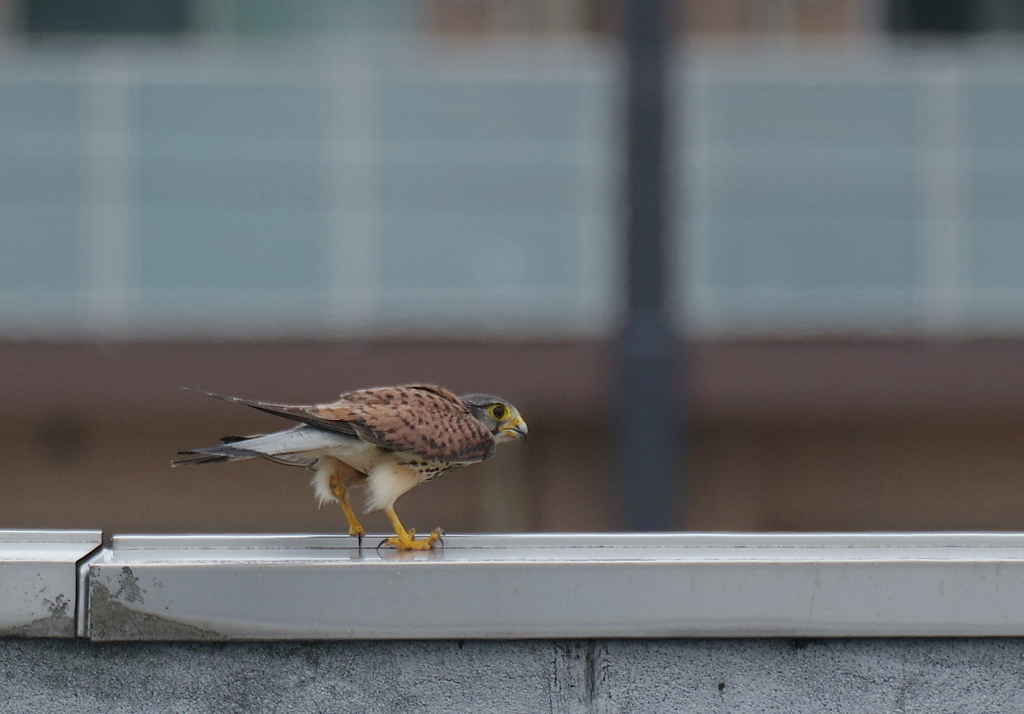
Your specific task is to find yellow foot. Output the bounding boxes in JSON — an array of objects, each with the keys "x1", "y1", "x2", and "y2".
[{"x1": 382, "y1": 528, "x2": 443, "y2": 551}]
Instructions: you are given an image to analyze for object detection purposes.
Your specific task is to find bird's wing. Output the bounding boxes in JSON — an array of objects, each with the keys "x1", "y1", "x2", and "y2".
[{"x1": 198, "y1": 385, "x2": 496, "y2": 463}]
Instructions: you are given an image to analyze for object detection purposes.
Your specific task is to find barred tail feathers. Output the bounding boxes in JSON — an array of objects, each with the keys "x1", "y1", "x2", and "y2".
[
  {"x1": 171, "y1": 443, "x2": 265, "y2": 467},
  {"x1": 172, "y1": 425, "x2": 349, "y2": 468}
]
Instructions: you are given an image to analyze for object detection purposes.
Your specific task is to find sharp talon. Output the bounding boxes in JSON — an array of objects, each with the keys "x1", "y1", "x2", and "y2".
[
  {"x1": 381, "y1": 508, "x2": 441, "y2": 550},
  {"x1": 375, "y1": 532, "x2": 441, "y2": 551}
]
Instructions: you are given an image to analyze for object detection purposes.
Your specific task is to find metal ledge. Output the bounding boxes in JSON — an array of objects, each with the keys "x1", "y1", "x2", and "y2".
[
  {"x1": 84, "y1": 532, "x2": 1024, "y2": 641},
  {"x1": 0, "y1": 530, "x2": 103, "y2": 638}
]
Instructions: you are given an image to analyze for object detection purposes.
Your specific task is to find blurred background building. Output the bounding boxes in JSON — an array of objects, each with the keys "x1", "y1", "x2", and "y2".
[{"x1": 3, "y1": 0, "x2": 1024, "y2": 536}]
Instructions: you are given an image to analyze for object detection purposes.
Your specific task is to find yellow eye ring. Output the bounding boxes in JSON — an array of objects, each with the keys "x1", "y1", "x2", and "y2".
[{"x1": 488, "y1": 404, "x2": 509, "y2": 421}]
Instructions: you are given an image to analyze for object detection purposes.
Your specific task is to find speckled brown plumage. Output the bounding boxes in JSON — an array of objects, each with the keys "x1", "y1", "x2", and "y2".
[{"x1": 210, "y1": 384, "x2": 496, "y2": 463}]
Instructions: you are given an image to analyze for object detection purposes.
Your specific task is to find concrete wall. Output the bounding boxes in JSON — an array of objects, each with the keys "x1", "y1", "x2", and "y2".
[{"x1": 3, "y1": 637, "x2": 1024, "y2": 713}]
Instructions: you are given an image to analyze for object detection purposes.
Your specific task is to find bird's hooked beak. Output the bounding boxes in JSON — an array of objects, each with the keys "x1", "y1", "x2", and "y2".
[{"x1": 498, "y1": 415, "x2": 529, "y2": 442}]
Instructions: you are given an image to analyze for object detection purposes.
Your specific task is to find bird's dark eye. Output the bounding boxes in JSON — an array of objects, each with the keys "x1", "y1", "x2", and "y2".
[{"x1": 488, "y1": 404, "x2": 508, "y2": 421}]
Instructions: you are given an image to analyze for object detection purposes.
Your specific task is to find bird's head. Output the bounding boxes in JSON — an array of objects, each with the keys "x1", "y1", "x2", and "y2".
[{"x1": 461, "y1": 394, "x2": 528, "y2": 444}]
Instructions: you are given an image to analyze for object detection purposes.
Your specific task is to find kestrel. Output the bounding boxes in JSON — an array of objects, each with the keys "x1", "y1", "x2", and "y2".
[{"x1": 172, "y1": 384, "x2": 528, "y2": 550}]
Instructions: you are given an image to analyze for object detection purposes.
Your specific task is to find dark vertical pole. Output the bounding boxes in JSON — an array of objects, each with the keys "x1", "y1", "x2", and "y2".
[{"x1": 615, "y1": 0, "x2": 679, "y2": 531}]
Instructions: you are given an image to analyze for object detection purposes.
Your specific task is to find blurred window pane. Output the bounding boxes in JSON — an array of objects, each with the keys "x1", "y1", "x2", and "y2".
[
  {"x1": 688, "y1": 82, "x2": 921, "y2": 329},
  {"x1": 132, "y1": 83, "x2": 326, "y2": 324},
  {"x1": 889, "y1": 0, "x2": 973, "y2": 33},
  {"x1": 25, "y1": 0, "x2": 188, "y2": 34},
  {"x1": 0, "y1": 82, "x2": 83, "y2": 326},
  {"x1": 965, "y1": 84, "x2": 1024, "y2": 320}
]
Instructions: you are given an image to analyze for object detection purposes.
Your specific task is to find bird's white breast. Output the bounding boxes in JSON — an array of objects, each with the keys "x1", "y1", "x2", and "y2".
[{"x1": 321, "y1": 437, "x2": 389, "y2": 473}]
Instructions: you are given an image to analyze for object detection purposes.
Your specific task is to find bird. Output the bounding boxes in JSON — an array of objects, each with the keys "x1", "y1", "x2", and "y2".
[{"x1": 172, "y1": 384, "x2": 528, "y2": 550}]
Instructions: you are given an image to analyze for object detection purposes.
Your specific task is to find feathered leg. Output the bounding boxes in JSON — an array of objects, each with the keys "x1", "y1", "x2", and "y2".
[
  {"x1": 331, "y1": 478, "x2": 366, "y2": 546},
  {"x1": 316, "y1": 457, "x2": 367, "y2": 544}
]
